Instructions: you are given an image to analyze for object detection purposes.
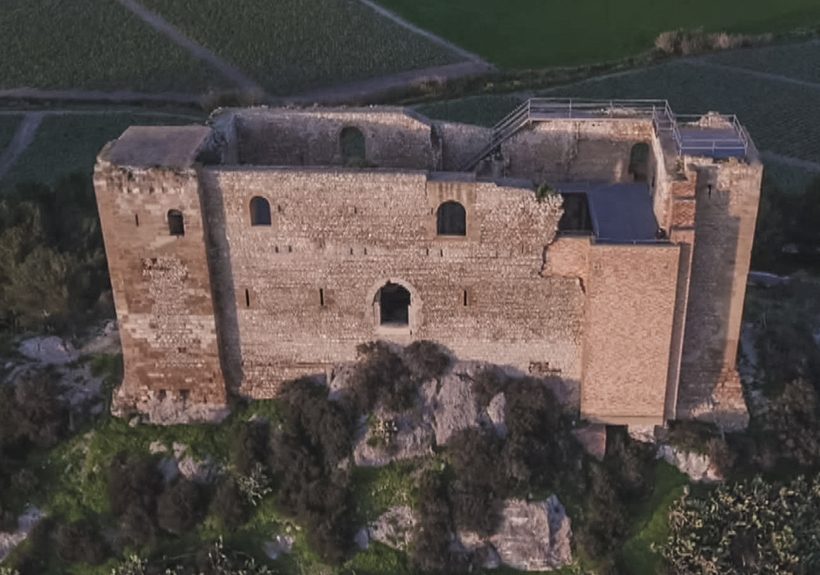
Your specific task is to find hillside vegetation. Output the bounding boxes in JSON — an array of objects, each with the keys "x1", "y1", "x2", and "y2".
[{"x1": 374, "y1": 0, "x2": 820, "y2": 68}]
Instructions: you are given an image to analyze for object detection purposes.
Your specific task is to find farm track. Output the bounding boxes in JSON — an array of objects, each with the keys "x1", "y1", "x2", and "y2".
[
  {"x1": 690, "y1": 59, "x2": 820, "y2": 91},
  {"x1": 353, "y1": 0, "x2": 490, "y2": 66},
  {"x1": 0, "y1": 113, "x2": 44, "y2": 180},
  {"x1": 289, "y1": 60, "x2": 495, "y2": 104},
  {"x1": 113, "y1": 0, "x2": 266, "y2": 95}
]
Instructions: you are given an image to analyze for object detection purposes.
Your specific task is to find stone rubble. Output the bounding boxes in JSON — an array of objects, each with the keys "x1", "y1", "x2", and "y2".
[{"x1": 0, "y1": 507, "x2": 44, "y2": 563}]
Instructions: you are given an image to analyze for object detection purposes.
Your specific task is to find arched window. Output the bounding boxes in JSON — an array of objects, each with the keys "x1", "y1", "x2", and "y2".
[
  {"x1": 250, "y1": 196, "x2": 271, "y2": 226},
  {"x1": 340, "y1": 126, "x2": 366, "y2": 165},
  {"x1": 436, "y1": 201, "x2": 466, "y2": 236},
  {"x1": 378, "y1": 282, "x2": 411, "y2": 326},
  {"x1": 629, "y1": 142, "x2": 650, "y2": 182},
  {"x1": 168, "y1": 209, "x2": 185, "y2": 236}
]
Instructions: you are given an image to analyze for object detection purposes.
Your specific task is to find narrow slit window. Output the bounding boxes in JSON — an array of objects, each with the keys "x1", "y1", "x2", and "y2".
[
  {"x1": 320, "y1": 288, "x2": 325, "y2": 307},
  {"x1": 167, "y1": 209, "x2": 185, "y2": 236},
  {"x1": 134, "y1": 214, "x2": 140, "y2": 227},
  {"x1": 463, "y1": 289, "x2": 469, "y2": 307},
  {"x1": 244, "y1": 289, "x2": 250, "y2": 308}
]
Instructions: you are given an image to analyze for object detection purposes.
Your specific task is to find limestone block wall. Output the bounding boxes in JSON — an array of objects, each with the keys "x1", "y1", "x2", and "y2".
[
  {"x1": 230, "y1": 108, "x2": 437, "y2": 169},
  {"x1": 581, "y1": 243, "x2": 681, "y2": 425},
  {"x1": 93, "y1": 160, "x2": 227, "y2": 411},
  {"x1": 677, "y1": 159, "x2": 763, "y2": 419},
  {"x1": 203, "y1": 167, "x2": 584, "y2": 400},
  {"x1": 500, "y1": 120, "x2": 656, "y2": 183}
]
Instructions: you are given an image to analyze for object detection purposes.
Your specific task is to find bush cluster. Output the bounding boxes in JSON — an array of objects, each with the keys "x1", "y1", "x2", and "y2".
[
  {"x1": 654, "y1": 28, "x2": 772, "y2": 56},
  {"x1": 663, "y1": 474, "x2": 820, "y2": 574},
  {"x1": 0, "y1": 174, "x2": 109, "y2": 333},
  {"x1": 55, "y1": 520, "x2": 108, "y2": 565},
  {"x1": 108, "y1": 453, "x2": 205, "y2": 548},
  {"x1": 271, "y1": 377, "x2": 355, "y2": 564}
]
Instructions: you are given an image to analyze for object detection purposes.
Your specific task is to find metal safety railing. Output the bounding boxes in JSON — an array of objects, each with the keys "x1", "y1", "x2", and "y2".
[{"x1": 460, "y1": 98, "x2": 749, "y2": 171}]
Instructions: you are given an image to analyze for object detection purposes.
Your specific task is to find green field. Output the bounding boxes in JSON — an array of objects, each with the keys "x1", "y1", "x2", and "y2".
[
  {"x1": 704, "y1": 39, "x2": 820, "y2": 83},
  {"x1": 138, "y1": 0, "x2": 462, "y2": 95},
  {"x1": 0, "y1": 0, "x2": 225, "y2": 92},
  {"x1": 0, "y1": 115, "x2": 22, "y2": 152},
  {"x1": 0, "y1": 111, "x2": 205, "y2": 193},
  {"x1": 375, "y1": 0, "x2": 820, "y2": 68}
]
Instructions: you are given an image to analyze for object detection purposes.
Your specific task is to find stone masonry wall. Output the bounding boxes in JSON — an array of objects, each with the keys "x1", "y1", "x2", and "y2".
[
  {"x1": 232, "y1": 108, "x2": 437, "y2": 170},
  {"x1": 94, "y1": 159, "x2": 227, "y2": 414},
  {"x1": 677, "y1": 158, "x2": 763, "y2": 421},
  {"x1": 202, "y1": 167, "x2": 584, "y2": 400},
  {"x1": 581, "y1": 243, "x2": 681, "y2": 425},
  {"x1": 500, "y1": 120, "x2": 655, "y2": 183}
]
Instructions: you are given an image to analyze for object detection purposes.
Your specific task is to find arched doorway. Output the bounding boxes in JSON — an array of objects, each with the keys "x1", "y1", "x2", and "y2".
[
  {"x1": 377, "y1": 282, "x2": 411, "y2": 326},
  {"x1": 629, "y1": 142, "x2": 650, "y2": 182}
]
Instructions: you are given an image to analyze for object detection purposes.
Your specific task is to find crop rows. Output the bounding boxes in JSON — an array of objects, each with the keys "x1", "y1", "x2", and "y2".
[
  {"x1": 375, "y1": 0, "x2": 820, "y2": 69},
  {"x1": 545, "y1": 60, "x2": 820, "y2": 163},
  {"x1": 0, "y1": 0, "x2": 224, "y2": 92},
  {"x1": 704, "y1": 40, "x2": 820, "y2": 84},
  {"x1": 1, "y1": 112, "x2": 205, "y2": 193},
  {"x1": 138, "y1": 0, "x2": 463, "y2": 96},
  {"x1": 0, "y1": 115, "x2": 22, "y2": 153}
]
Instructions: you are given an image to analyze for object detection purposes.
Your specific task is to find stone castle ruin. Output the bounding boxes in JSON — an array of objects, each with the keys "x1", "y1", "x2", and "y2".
[{"x1": 93, "y1": 99, "x2": 762, "y2": 429}]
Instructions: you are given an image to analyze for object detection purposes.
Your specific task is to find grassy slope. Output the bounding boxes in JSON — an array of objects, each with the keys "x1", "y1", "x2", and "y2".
[
  {"x1": 0, "y1": 0, "x2": 225, "y2": 92},
  {"x1": 374, "y1": 0, "x2": 820, "y2": 69},
  {"x1": 137, "y1": 0, "x2": 462, "y2": 96},
  {"x1": 0, "y1": 115, "x2": 22, "y2": 152},
  {"x1": 619, "y1": 462, "x2": 688, "y2": 575},
  {"x1": 0, "y1": 111, "x2": 205, "y2": 193}
]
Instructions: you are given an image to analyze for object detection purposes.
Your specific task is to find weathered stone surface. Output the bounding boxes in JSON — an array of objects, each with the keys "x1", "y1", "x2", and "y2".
[
  {"x1": 263, "y1": 535, "x2": 294, "y2": 560},
  {"x1": 18, "y1": 336, "x2": 78, "y2": 365},
  {"x1": 95, "y1": 105, "x2": 762, "y2": 431},
  {"x1": 489, "y1": 498, "x2": 573, "y2": 572},
  {"x1": 368, "y1": 506, "x2": 417, "y2": 551},
  {"x1": 423, "y1": 374, "x2": 480, "y2": 446},
  {"x1": 573, "y1": 424, "x2": 606, "y2": 461},
  {"x1": 80, "y1": 320, "x2": 121, "y2": 355},
  {"x1": 353, "y1": 409, "x2": 434, "y2": 467},
  {"x1": 486, "y1": 393, "x2": 507, "y2": 439},
  {"x1": 0, "y1": 507, "x2": 44, "y2": 562},
  {"x1": 657, "y1": 444, "x2": 722, "y2": 483}
]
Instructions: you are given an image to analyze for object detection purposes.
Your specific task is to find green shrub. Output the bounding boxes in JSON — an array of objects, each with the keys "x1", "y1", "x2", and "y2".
[
  {"x1": 605, "y1": 428, "x2": 654, "y2": 501},
  {"x1": 107, "y1": 453, "x2": 163, "y2": 518},
  {"x1": 210, "y1": 477, "x2": 248, "y2": 530},
  {"x1": 346, "y1": 341, "x2": 417, "y2": 414},
  {"x1": 55, "y1": 519, "x2": 109, "y2": 565},
  {"x1": 402, "y1": 340, "x2": 451, "y2": 381},
  {"x1": 12, "y1": 373, "x2": 68, "y2": 449},
  {"x1": 447, "y1": 428, "x2": 506, "y2": 536},
  {"x1": 118, "y1": 504, "x2": 157, "y2": 548},
  {"x1": 157, "y1": 478, "x2": 205, "y2": 535},
  {"x1": 663, "y1": 474, "x2": 820, "y2": 574},
  {"x1": 577, "y1": 463, "x2": 628, "y2": 560},
  {"x1": 230, "y1": 420, "x2": 270, "y2": 476},
  {"x1": 412, "y1": 468, "x2": 453, "y2": 573},
  {"x1": 471, "y1": 366, "x2": 508, "y2": 408},
  {"x1": 757, "y1": 378, "x2": 820, "y2": 468},
  {"x1": 271, "y1": 377, "x2": 355, "y2": 563}
]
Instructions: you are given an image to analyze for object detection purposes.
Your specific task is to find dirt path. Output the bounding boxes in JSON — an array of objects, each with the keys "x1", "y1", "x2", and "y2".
[
  {"x1": 354, "y1": 0, "x2": 490, "y2": 66},
  {"x1": 689, "y1": 59, "x2": 820, "y2": 91},
  {"x1": 114, "y1": 0, "x2": 265, "y2": 95},
  {"x1": 290, "y1": 61, "x2": 495, "y2": 104},
  {"x1": 0, "y1": 88, "x2": 202, "y2": 106},
  {"x1": 0, "y1": 112, "x2": 44, "y2": 180}
]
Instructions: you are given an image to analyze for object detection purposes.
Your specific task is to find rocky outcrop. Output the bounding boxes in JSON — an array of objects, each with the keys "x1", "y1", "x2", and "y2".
[
  {"x1": 151, "y1": 441, "x2": 219, "y2": 484},
  {"x1": 18, "y1": 336, "x2": 78, "y2": 365},
  {"x1": 657, "y1": 444, "x2": 722, "y2": 483},
  {"x1": 114, "y1": 390, "x2": 230, "y2": 425},
  {"x1": 263, "y1": 535, "x2": 294, "y2": 560},
  {"x1": 347, "y1": 361, "x2": 521, "y2": 467},
  {"x1": 0, "y1": 507, "x2": 44, "y2": 562},
  {"x1": 367, "y1": 498, "x2": 572, "y2": 572},
  {"x1": 489, "y1": 497, "x2": 572, "y2": 571},
  {"x1": 368, "y1": 506, "x2": 417, "y2": 550}
]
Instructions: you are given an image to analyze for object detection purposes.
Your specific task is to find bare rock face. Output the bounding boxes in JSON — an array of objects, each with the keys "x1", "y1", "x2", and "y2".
[
  {"x1": 114, "y1": 390, "x2": 230, "y2": 425},
  {"x1": 353, "y1": 409, "x2": 435, "y2": 467},
  {"x1": 368, "y1": 506, "x2": 418, "y2": 550},
  {"x1": 0, "y1": 507, "x2": 44, "y2": 562},
  {"x1": 485, "y1": 392, "x2": 507, "y2": 439},
  {"x1": 489, "y1": 497, "x2": 573, "y2": 571},
  {"x1": 422, "y1": 373, "x2": 481, "y2": 446},
  {"x1": 264, "y1": 535, "x2": 294, "y2": 560},
  {"x1": 657, "y1": 444, "x2": 722, "y2": 483},
  {"x1": 18, "y1": 336, "x2": 78, "y2": 365}
]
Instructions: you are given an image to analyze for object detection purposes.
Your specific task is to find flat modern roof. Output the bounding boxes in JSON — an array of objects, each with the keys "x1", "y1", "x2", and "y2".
[{"x1": 557, "y1": 182, "x2": 660, "y2": 242}]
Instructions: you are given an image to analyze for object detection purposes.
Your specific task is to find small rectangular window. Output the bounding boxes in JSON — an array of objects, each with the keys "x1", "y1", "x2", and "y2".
[
  {"x1": 180, "y1": 389, "x2": 190, "y2": 402},
  {"x1": 244, "y1": 289, "x2": 250, "y2": 308},
  {"x1": 319, "y1": 288, "x2": 325, "y2": 307}
]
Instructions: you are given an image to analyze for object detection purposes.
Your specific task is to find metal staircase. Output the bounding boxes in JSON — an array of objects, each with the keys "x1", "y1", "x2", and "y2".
[{"x1": 458, "y1": 98, "x2": 748, "y2": 172}]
